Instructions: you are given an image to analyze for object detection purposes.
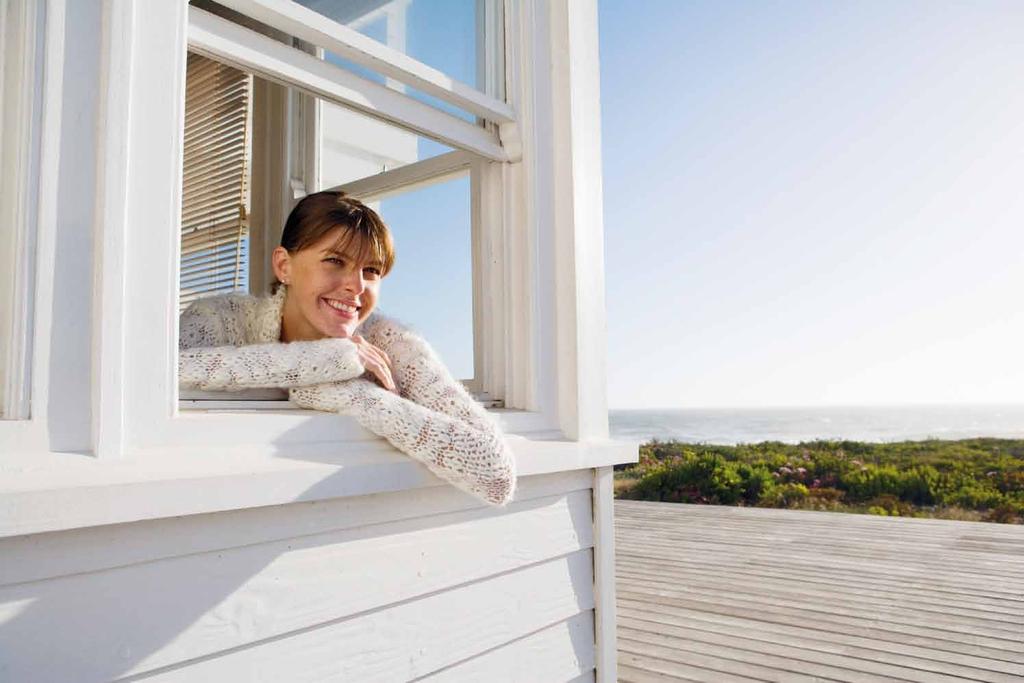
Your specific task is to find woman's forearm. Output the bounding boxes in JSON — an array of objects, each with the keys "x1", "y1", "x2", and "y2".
[
  {"x1": 179, "y1": 339, "x2": 365, "y2": 391},
  {"x1": 289, "y1": 380, "x2": 517, "y2": 507}
]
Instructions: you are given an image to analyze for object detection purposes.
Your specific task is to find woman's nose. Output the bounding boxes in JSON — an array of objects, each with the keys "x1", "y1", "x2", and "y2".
[{"x1": 342, "y1": 268, "x2": 366, "y2": 294}]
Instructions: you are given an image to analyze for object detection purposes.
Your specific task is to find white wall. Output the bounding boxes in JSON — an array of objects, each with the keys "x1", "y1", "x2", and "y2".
[{"x1": 0, "y1": 470, "x2": 597, "y2": 682}]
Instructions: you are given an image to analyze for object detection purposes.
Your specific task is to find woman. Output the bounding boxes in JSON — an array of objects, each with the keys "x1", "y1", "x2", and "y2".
[{"x1": 179, "y1": 192, "x2": 517, "y2": 507}]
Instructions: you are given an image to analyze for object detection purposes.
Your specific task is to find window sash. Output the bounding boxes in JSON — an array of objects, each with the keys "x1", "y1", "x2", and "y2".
[
  {"x1": 187, "y1": 5, "x2": 510, "y2": 163},
  {"x1": 210, "y1": 0, "x2": 514, "y2": 124}
]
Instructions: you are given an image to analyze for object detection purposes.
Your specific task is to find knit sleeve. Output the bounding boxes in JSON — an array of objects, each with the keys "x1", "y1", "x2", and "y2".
[
  {"x1": 178, "y1": 298, "x2": 366, "y2": 391},
  {"x1": 290, "y1": 379, "x2": 517, "y2": 507},
  {"x1": 362, "y1": 315, "x2": 498, "y2": 434}
]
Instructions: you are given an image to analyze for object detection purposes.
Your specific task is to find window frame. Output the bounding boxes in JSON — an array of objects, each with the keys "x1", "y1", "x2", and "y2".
[
  {"x1": 0, "y1": 0, "x2": 44, "y2": 422},
  {"x1": 102, "y1": 0, "x2": 562, "y2": 460}
]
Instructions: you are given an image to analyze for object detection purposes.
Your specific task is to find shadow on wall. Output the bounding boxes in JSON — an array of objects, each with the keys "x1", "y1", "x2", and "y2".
[{"x1": 0, "y1": 419, "x2": 595, "y2": 681}]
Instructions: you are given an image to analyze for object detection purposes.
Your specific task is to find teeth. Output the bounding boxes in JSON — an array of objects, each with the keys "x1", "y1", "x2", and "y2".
[{"x1": 325, "y1": 299, "x2": 358, "y2": 313}]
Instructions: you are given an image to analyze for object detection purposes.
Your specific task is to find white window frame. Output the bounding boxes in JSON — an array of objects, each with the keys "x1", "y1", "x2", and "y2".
[
  {"x1": 99, "y1": 0, "x2": 571, "y2": 461},
  {"x1": 0, "y1": 0, "x2": 44, "y2": 423}
]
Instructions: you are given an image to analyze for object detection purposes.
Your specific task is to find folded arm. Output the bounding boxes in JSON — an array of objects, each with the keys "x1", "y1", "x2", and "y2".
[
  {"x1": 179, "y1": 339, "x2": 365, "y2": 391},
  {"x1": 290, "y1": 379, "x2": 516, "y2": 506},
  {"x1": 178, "y1": 295, "x2": 365, "y2": 391},
  {"x1": 290, "y1": 315, "x2": 517, "y2": 507}
]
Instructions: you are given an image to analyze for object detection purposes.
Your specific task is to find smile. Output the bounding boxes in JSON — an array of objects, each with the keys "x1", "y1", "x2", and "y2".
[{"x1": 322, "y1": 297, "x2": 360, "y2": 319}]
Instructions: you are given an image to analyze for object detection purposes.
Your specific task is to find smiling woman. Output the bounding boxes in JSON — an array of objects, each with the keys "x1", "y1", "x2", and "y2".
[
  {"x1": 178, "y1": 192, "x2": 517, "y2": 507},
  {"x1": 271, "y1": 192, "x2": 394, "y2": 342}
]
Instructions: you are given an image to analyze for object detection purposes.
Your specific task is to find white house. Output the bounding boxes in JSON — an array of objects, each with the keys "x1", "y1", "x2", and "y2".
[{"x1": 0, "y1": 0, "x2": 637, "y2": 681}]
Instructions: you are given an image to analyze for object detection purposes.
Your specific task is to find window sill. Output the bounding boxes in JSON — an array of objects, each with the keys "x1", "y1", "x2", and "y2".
[{"x1": 0, "y1": 435, "x2": 638, "y2": 538}]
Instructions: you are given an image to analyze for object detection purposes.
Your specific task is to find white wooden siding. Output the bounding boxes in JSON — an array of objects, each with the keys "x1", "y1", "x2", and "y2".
[{"x1": 0, "y1": 470, "x2": 597, "y2": 682}]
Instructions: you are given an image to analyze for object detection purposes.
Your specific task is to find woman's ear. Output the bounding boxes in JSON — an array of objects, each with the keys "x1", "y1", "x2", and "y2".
[{"x1": 271, "y1": 246, "x2": 292, "y2": 285}]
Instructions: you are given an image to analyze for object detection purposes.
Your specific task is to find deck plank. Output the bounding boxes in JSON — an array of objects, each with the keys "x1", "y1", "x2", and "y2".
[{"x1": 615, "y1": 501, "x2": 1024, "y2": 682}]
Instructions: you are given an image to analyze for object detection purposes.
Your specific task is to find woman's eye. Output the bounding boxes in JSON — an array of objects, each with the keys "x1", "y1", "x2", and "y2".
[
  {"x1": 364, "y1": 267, "x2": 382, "y2": 277},
  {"x1": 325, "y1": 257, "x2": 344, "y2": 266}
]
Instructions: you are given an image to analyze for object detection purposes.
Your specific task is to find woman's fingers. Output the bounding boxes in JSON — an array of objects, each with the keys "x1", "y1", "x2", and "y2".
[{"x1": 353, "y1": 335, "x2": 398, "y2": 393}]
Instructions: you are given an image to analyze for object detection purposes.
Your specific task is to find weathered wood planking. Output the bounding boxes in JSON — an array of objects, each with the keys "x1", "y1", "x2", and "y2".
[
  {"x1": 615, "y1": 500, "x2": 1024, "y2": 683},
  {"x1": 0, "y1": 471, "x2": 594, "y2": 682}
]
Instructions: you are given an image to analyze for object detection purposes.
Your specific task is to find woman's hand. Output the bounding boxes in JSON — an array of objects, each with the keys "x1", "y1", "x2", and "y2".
[{"x1": 352, "y1": 334, "x2": 399, "y2": 394}]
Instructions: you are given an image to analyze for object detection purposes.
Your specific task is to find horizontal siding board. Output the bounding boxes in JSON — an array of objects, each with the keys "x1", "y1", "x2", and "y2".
[
  {"x1": 135, "y1": 550, "x2": 596, "y2": 682},
  {"x1": 1, "y1": 487, "x2": 594, "y2": 681},
  {"x1": 419, "y1": 610, "x2": 596, "y2": 682},
  {"x1": 1, "y1": 469, "x2": 591, "y2": 586}
]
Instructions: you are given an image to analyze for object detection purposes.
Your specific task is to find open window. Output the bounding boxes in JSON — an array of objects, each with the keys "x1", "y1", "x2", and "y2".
[{"x1": 178, "y1": 0, "x2": 509, "y2": 411}]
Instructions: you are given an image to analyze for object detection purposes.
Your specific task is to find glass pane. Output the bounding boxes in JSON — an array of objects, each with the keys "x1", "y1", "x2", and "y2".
[
  {"x1": 299, "y1": 0, "x2": 478, "y2": 83},
  {"x1": 297, "y1": 0, "x2": 504, "y2": 113},
  {"x1": 178, "y1": 53, "x2": 252, "y2": 310},
  {"x1": 371, "y1": 175, "x2": 475, "y2": 380}
]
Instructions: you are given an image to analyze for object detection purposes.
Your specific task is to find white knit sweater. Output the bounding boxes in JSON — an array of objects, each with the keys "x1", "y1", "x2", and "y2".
[{"x1": 179, "y1": 287, "x2": 517, "y2": 507}]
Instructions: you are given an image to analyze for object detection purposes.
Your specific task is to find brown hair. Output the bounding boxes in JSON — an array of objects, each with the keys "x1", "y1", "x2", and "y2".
[{"x1": 274, "y1": 191, "x2": 395, "y2": 290}]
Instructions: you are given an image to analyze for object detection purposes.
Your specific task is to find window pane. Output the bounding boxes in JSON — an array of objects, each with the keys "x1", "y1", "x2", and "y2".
[
  {"x1": 372, "y1": 175, "x2": 475, "y2": 380},
  {"x1": 298, "y1": 0, "x2": 479, "y2": 84},
  {"x1": 297, "y1": 0, "x2": 504, "y2": 114},
  {"x1": 179, "y1": 53, "x2": 252, "y2": 310}
]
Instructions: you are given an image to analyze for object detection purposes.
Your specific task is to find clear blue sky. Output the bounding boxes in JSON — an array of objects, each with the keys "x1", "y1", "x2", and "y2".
[{"x1": 599, "y1": 0, "x2": 1024, "y2": 409}]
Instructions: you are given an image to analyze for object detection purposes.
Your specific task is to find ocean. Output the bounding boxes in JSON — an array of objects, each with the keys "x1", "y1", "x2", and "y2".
[{"x1": 608, "y1": 405, "x2": 1024, "y2": 445}]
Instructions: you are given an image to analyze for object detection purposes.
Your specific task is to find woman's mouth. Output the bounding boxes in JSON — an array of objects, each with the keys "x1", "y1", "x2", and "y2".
[{"x1": 322, "y1": 297, "x2": 359, "y2": 321}]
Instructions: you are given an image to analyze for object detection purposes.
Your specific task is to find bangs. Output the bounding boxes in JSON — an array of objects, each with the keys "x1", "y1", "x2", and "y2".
[
  {"x1": 280, "y1": 191, "x2": 396, "y2": 279},
  {"x1": 328, "y1": 221, "x2": 395, "y2": 275}
]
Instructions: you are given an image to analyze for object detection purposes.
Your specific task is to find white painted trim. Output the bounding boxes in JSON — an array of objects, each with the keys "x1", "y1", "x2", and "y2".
[
  {"x1": 591, "y1": 465, "x2": 619, "y2": 683},
  {"x1": 248, "y1": 77, "x2": 293, "y2": 295},
  {"x1": 498, "y1": 0, "x2": 541, "y2": 416},
  {"x1": 0, "y1": 437, "x2": 638, "y2": 538},
  {"x1": 469, "y1": 159, "x2": 485, "y2": 394},
  {"x1": 330, "y1": 149, "x2": 474, "y2": 199},
  {"x1": 0, "y1": 0, "x2": 43, "y2": 420},
  {"x1": 90, "y1": 0, "x2": 133, "y2": 458},
  {"x1": 211, "y1": 0, "x2": 515, "y2": 124},
  {"x1": 187, "y1": 6, "x2": 509, "y2": 162},
  {"x1": 548, "y1": 0, "x2": 609, "y2": 440},
  {"x1": 477, "y1": 159, "x2": 506, "y2": 401}
]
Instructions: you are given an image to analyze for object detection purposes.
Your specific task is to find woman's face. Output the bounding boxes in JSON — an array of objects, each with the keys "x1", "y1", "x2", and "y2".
[{"x1": 273, "y1": 227, "x2": 384, "y2": 342}]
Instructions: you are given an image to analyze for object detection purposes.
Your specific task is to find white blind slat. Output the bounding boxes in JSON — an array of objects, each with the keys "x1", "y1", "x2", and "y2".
[{"x1": 179, "y1": 52, "x2": 252, "y2": 312}]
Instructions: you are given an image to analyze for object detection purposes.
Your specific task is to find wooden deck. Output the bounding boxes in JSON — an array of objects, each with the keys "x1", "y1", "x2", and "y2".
[{"x1": 614, "y1": 500, "x2": 1024, "y2": 682}]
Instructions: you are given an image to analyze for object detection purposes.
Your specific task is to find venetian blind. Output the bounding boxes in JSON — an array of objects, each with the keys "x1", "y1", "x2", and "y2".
[{"x1": 179, "y1": 52, "x2": 252, "y2": 311}]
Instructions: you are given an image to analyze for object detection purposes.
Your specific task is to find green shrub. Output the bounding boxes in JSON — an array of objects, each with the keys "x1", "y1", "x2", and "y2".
[
  {"x1": 759, "y1": 483, "x2": 809, "y2": 508},
  {"x1": 737, "y1": 463, "x2": 775, "y2": 505},
  {"x1": 840, "y1": 465, "x2": 904, "y2": 501},
  {"x1": 617, "y1": 437, "x2": 1024, "y2": 522},
  {"x1": 899, "y1": 465, "x2": 941, "y2": 505},
  {"x1": 865, "y1": 494, "x2": 914, "y2": 517}
]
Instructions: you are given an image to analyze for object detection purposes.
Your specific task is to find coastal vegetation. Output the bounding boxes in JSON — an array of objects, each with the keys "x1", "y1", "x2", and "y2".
[{"x1": 614, "y1": 438, "x2": 1024, "y2": 523}]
